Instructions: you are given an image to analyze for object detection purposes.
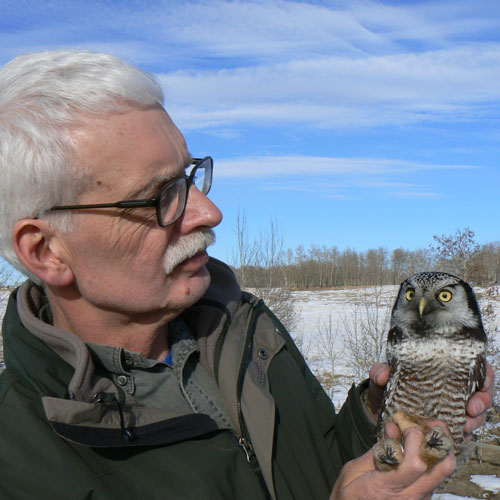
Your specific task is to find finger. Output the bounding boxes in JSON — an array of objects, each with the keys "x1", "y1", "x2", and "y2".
[
  {"x1": 383, "y1": 421, "x2": 401, "y2": 440},
  {"x1": 369, "y1": 363, "x2": 390, "y2": 387},
  {"x1": 467, "y1": 387, "x2": 493, "y2": 418},
  {"x1": 366, "y1": 364, "x2": 390, "y2": 417},
  {"x1": 391, "y1": 426, "x2": 429, "y2": 486},
  {"x1": 395, "y1": 426, "x2": 455, "y2": 491},
  {"x1": 405, "y1": 454, "x2": 457, "y2": 499},
  {"x1": 479, "y1": 363, "x2": 495, "y2": 395},
  {"x1": 464, "y1": 411, "x2": 487, "y2": 435},
  {"x1": 399, "y1": 421, "x2": 456, "y2": 495},
  {"x1": 466, "y1": 364, "x2": 495, "y2": 422}
]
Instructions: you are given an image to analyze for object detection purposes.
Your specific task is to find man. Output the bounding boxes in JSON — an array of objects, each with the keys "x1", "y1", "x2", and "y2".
[{"x1": 0, "y1": 50, "x2": 493, "y2": 499}]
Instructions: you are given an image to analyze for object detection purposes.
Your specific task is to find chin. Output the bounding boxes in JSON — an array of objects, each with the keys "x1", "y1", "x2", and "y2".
[{"x1": 166, "y1": 266, "x2": 211, "y2": 310}]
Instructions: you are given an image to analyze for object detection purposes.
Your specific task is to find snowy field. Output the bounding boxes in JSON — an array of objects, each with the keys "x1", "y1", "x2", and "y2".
[
  {"x1": 289, "y1": 285, "x2": 500, "y2": 408},
  {"x1": 1, "y1": 284, "x2": 500, "y2": 498},
  {"x1": 289, "y1": 285, "x2": 400, "y2": 409},
  {"x1": 286, "y1": 285, "x2": 500, "y2": 500}
]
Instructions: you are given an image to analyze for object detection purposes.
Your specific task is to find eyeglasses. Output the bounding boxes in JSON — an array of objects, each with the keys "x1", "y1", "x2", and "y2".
[{"x1": 48, "y1": 156, "x2": 213, "y2": 227}]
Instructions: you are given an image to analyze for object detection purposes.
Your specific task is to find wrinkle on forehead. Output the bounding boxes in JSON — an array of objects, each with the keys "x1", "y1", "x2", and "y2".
[{"x1": 67, "y1": 105, "x2": 190, "y2": 202}]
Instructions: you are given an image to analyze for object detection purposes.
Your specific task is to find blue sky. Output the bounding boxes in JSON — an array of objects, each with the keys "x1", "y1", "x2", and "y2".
[{"x1": 2, "y1": 0, "x2": 500, "y2": 268}]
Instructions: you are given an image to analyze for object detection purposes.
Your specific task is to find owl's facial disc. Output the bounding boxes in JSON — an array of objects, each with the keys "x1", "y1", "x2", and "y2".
[{"x1": 391, "y1": 272, "x2": 482, "y2": 332}]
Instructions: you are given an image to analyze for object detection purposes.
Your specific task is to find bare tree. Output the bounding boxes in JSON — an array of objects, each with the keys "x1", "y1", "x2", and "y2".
[
  {"x1": 231, "y1": 209, "x2": 259, "y2": 287},
  {"x1": 431, "y1": 227, "x2": 480, "y2": 282},
  {"x1": 313, "y1": 312, "x2": 344, "y2": 400},
  {"x1": 289, "y1": 326, "x2": 313, "y2": 365},
  {"x1": 259, "y1": 217, "x2": 284, "y2": 287},
  {"x1": 342, "y1": 286, "x2": 393, "y2": 382},
  {"x1": 231, "y1": 211, "x2": 299, "y2": 334},
  {"x1": 253, "y1": 286, "x2": 300, "y2": 333},
  {"x1": 231, "y1": 224, "x2": 500, "y2": 289},
  {"x1": 475, "y1": 242, "x2": 500, "y2": 284},
  {"x1": 473, "y1": 285, "x2": 500, "y2": 449}
]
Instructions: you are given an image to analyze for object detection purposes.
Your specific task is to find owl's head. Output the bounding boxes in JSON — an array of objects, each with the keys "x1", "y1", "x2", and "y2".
[{"x1": 390, "y1": 271, "x2": 484, "y2": 335}]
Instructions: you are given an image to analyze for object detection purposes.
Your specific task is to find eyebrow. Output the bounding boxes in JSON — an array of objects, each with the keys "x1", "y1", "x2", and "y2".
[
  {"x1": 123, "y1": 157, "x2": 194, "y2": 200},
  {"x1": 125, "y1": 175, "x2": 174, "y2": 200}
]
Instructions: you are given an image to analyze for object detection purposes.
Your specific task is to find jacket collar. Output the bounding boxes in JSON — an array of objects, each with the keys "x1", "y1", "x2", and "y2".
[
  {"x1": 1, "y1": 258, "x2": 242, "y2": 447},
  {"x1": 4, "y1": 257, "x2": 242, "y2": 402}
]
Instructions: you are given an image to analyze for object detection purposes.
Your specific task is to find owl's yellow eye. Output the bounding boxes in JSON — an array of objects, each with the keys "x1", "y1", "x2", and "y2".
[
  {"x1": 438, "y1": 290, "x2": 453, "y2": 302},
  {"x1": 405, "y1": 288, "x2": 415, "y2": 301}
]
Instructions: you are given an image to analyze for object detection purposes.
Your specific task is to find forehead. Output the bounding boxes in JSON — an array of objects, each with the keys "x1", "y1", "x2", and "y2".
[
  {"x1": 70, "y1": 105, "x2": 190, "y2": 200},
  {"x1": 404, "y1": 271, "x2": 461, "y2": 289}
]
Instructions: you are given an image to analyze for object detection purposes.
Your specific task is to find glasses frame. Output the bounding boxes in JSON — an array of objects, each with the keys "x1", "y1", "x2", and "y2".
[{"x1": 48, "y1": 156, "x2": 213, "y2": 228}]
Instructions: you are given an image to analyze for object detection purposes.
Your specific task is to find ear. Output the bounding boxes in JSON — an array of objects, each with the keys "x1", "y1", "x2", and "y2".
[{"x1": 13, "y1": 219, "x2": 74, "y2": 287}]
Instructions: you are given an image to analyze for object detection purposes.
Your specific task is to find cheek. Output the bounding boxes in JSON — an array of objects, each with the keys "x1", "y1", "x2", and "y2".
[
  {"x1": 108, "y1": 217, "x2": 150, "y2": 252},
  {"x1": 70, "y1": 217, "x2": 167, "y2": 272}
]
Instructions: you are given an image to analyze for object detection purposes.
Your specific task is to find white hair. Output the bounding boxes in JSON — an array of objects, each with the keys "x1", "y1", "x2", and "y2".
[{"x1": 0, "y1": 50, "x2": 164, "y2": 279}]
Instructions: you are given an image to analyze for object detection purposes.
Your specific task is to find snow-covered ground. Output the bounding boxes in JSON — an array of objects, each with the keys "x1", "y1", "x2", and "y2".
[
  {"x1": 289, "y1": 284, "x2": 500, "y2": 406},
  {"x1": 289, "y1": 285, "x2": 399, "y2": 409},
  {"x1": 1, "y1": 284, "x2": 499, "y2": 498},
  {"x1": 285, "y1": 285, "x2": 500, "y2": 500}
]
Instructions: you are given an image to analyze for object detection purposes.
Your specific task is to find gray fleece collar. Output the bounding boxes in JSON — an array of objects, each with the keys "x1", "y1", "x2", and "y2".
[{"x1": 16, "y1": 281, "x2": 116, "y2": 402}]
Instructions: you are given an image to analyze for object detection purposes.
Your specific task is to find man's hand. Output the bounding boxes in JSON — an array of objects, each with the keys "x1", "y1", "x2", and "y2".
[
  {"x1": 365, "y1": 362, "x2": 495, "y2": 434},
  {"x1": 465, "y1": 363, "x2": 495, "y2": 437},
  {"x1": 330, "y1": 421, "x2": 456, "y2": 500},
  {"x1": 344, "y1": 362, "x2": 495, "y2": 499}
]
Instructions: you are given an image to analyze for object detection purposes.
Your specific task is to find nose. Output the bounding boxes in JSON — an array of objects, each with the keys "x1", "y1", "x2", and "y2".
[{"x1": 178, "y1": 185, "x2": 223, "y2": 234}]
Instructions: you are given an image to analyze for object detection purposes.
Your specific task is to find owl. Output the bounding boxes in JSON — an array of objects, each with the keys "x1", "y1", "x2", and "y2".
[{"x1": 374, "y1": 271, "x2": 487, "y2": 471}]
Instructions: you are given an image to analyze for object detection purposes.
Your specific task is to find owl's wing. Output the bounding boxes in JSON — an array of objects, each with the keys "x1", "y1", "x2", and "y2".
[
  {"x1": 386, "y1": 325, "x2": 403, "y2": 372},
  {"x1": 468, "y1": 354, "x2": 487, "y2": 396}
]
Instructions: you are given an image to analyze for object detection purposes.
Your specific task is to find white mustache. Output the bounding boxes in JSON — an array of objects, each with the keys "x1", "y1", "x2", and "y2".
[{"x1": 164, "y1": 230, "x2": 215, "y2": 274}]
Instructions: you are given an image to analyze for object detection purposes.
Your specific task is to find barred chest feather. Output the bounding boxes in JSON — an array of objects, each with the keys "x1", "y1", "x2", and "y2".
[{"x1": 381, "y1": 335, "x2": 486, "y2": 450}]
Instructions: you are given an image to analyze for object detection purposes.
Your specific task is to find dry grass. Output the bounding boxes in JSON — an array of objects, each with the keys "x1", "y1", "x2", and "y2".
[
  {"x1": 441, "y1": 446, "x2": 500, "y2": 498},
  {"x1": 439, "y1": 409, "x2": 500, "y2": 499}
]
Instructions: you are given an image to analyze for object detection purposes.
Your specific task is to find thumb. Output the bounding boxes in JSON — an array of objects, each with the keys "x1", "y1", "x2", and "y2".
[{"x1": 369, "y1": 363, "x2": 390, "y2": 387}]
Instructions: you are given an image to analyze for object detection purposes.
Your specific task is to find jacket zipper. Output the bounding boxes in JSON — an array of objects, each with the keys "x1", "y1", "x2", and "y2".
[
  {"x1": 235, "y1": 298, "x2": 262, "y2": 447},
  {"x1": 236, "y1": 432, "x2": 254, "y2": 461},
  {"x1": 234, "y1": 299, "x2": 273, "y2": 499}
]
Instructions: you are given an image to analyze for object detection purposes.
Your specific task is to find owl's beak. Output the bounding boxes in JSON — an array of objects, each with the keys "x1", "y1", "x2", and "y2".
[{"x1": 418, "y1": 297, "x2": 427, "y2": 318}]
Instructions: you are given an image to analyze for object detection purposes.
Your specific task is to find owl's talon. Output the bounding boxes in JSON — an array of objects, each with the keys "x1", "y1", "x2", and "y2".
[
  {"x1": 374, "y1": 438, "x2": 403, "y2": 470},
  {"x1": 421, "y1": 425, "x2": 453, "y2": 464}
]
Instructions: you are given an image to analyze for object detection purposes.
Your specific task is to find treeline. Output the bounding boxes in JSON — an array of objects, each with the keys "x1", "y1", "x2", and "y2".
[{"x1": 232, "y1": 218, "x2": 500, "y2": 289}]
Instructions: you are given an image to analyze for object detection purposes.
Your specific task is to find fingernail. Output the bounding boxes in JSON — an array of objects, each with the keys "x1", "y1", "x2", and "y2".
[
  {"x1": 374, "y1": 366, "x2": 386, "y2": 381},
  {"x1": 470, "y1": 400, "x2": 484, "y2": 415}
]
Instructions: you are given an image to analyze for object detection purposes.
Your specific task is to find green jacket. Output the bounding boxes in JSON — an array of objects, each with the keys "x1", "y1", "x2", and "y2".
[{"x1": 0, "y1": 258, "x2": 376, "y2": 499}]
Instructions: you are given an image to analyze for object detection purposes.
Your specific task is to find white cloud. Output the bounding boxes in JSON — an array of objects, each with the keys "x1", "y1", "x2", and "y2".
[
  {"x1": 214, "y1": 155, "x2": 468, "y2": 200},
  {"x1": 159, "y1": 46, "x2": 500, "y2": 130},
  {"x1": 3, "y1": 1, "x2": 500, "y2": 64},
  {"x1": 213, "y1": 155, "x2": 479, "y2": 178},
  {"x1": 2, "y1": 0, "x2": 500, "y2": 131}
]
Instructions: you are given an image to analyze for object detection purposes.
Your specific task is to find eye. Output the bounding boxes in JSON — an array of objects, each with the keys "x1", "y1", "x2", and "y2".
[
  {"x1": 438, "y1": 290, "x2": 453, "y2": 302},
  {"x1": 405, "y1": 288, "x2": 415, "y2": 301}
]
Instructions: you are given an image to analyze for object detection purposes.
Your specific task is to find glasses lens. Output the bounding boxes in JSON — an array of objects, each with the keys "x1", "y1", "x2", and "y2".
[
  {"x1": 159, "y1": 178, "x2": 187, "y2": 226},
  {"x1": 192, "y1": 158, "x2": 212, "y2": 195}
]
